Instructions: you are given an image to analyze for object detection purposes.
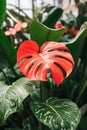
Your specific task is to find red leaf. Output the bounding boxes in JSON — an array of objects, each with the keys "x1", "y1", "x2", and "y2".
[{"x1": 17, "y1": 40, "x2": 74, "y2": 86}]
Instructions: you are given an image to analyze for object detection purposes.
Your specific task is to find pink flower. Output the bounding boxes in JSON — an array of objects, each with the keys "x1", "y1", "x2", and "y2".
[
  {"x1": 5, "y1": 28, "x2": 16, "y2": 36},
  {"x1": 5, "y1": 30, "x2": 11, "y2": 36},
  {"x1": 21, "y1": 22, "x2": 28, "y2": 28},
  {"x1": 5, "y1": 21, "x2": 28, "y2": 36},
  {"x1": 9, "y1": 28, "x2": 16, "y2": 35},
  {"x1": 14, "y1": 22, "x2": 22, "y2": 32}
]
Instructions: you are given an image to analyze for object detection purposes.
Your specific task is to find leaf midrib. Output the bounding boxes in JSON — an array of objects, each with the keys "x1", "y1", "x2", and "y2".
[{"x1": 45, "y1": 103, "x2": 64, "y2": 123}]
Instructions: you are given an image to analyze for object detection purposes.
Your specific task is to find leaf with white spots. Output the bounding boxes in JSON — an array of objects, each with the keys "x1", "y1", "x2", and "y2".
[
  {"x1": 30, "y1": 97, "x2": 81, "y2": 130},
  {"x1": 0, "y1": 77, "x2": 35, "y2": 125}
]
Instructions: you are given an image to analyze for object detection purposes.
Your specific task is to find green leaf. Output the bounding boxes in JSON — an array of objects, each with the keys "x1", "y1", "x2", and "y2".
[
  {"x1": 77, "y1": 14, "x2": 87, "y2": 27},
  {"x1": 65, "y1": 25, "x2": 87, "y2": 64},
  {"x1": 42, "y1": 7, "x2": 63, "y2": 28},
  {"x1": 0, "y1": 77, "x2": 35, "y2": 125},
  {"x1": 30, "y1": 88, "x2": 40, "y2": 101},
  {"x1": 31, "y1": 97, "x2": 81, "y2": 130},
  {"x1": 7, "y1": 9, "x2": 29, "y2": 22},
  {"x1": 0, "y1": 29, "x2": 16, "y2": 65},
  {"x1": 0, "y1": 0, "x2": 6, "y2": 27},
  {"x1": 30, "y1": 20, "x2": 66, "y2": 46},
  {"x1": 43, "y1": 5, "x2": 54, "y2": 13},
  {"x1": 0, "y1": 50, "x2": 9, "y2": 68}
]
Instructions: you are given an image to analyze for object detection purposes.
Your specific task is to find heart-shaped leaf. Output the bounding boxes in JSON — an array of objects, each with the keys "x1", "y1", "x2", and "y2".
[
  {"x1": 31, "y1": 97, "x2": 81, "y2": 130},
  {"x1": 17, "y1": 40, "x2": 74, "y2": 85},
  {"x1": 0, "y1": 77, "x2": 34, "y2": 125},
  {"x1": 30, "y1": 20, "x2": 66, "y2": 46}
]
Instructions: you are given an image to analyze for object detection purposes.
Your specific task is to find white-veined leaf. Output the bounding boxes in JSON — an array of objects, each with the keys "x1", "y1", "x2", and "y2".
[
  {"x1": 0, "y1": 77, "x2": 35, "y2": 125},
  {"x1": 31, "y1": 97, "x2": 81, "y2": 130}
]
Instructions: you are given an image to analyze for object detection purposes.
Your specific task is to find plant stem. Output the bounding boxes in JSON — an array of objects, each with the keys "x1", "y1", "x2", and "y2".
[
  {"x1": 39, "y1": 81, "x2": 51, "y2": 130},
  {"x1": 40, "y1": 81, "x2": 50, "y2": 102},
  {"x1": 76, "y1": 80, "x2": 87, "y2": 104},
  {"x1": 80, "y1": 103, "x2": 87, "y2": 115}
]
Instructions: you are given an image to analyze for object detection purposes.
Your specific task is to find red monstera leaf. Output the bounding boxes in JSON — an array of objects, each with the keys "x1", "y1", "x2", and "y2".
[{"x1": 17, "y1": 40, "x2": 74, "y2": 85}]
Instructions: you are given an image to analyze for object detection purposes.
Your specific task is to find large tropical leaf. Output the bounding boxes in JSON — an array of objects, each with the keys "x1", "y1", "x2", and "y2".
[
  {"x1": 31, "y1": 97, "x2": 81, "y2": 130},
  {"x1": 0, "y1": 77, "x2": 35, "y2": 125},
  {"x1": 42, "y1": 7, "x2": 63, "y2": 28},
  {"x1": 0, "y1": 0, "x2": 6, "y2": 27},
  {"x1": 17, "y1": 40, "x2": 74, "y2": 85},
  {"x1": 30, "y1": 20, "x2": 66, "y2": 46}
]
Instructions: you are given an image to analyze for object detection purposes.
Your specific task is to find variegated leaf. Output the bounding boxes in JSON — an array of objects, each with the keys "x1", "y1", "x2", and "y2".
[
  {"x1": 31, "y1": 97, "x2": 81, "y2": 130},
  {"x1": 0, "y1": 77, "x2": 35, "y2": 125}
]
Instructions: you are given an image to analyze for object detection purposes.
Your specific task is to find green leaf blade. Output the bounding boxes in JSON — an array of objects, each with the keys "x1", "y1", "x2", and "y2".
[
  {"x1": 30, "y1": 21, "x2": 66, "y2": 46},
  {"x1": 0, "y1": 30, "x2": 16, "y2": 65},
  {"x1": 31, "y1": 97, "x2": 81, "y2": 130},
  {"x1": 65, "y1": 22, "x2": 87, "y2": 65},
  {"x1": 0, "y1": 77, "x2": 34, "y2": 125},
  {"x1": 42, "y1": 7, "x2": 63, "y2": 28},
  {"x1": 0, "y1": 0, "x2": 6, "y2": 27}
]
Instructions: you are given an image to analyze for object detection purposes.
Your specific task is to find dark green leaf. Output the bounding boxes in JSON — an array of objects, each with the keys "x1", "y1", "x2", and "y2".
[
  {"x1": 65, "y1": 25, "x2": 87, "y2": 64},
  {"x1": 30, "y1": 88, "x2": 40, "y2": 101},
  {"x1": 0, "y1": 50, "x2": 9, "y2": 68},
  {"x1": 30, "y1": 20, "x2": 66, "y2": 46},
  {"x1": 0, "y1": 0, "x2": 6, "y2": 27},
  {"x1": 77, "y1": 14, "x2": 87, "y2": 27},
  {"x1": 42, "y1": 7, "x2": 63, "y2": 28},
  {"x1": 0, "y1": 29, "x2": 16, "y2": 65},
  {"x1": 31, "y1": 97, "x2": 81, "y2": 130},
  {"x1": 0, "y1": 77, "x2": 35, "y2": 125},
  {"x1": 43, "y1": 5, "x2": 55, "y2": 13}
]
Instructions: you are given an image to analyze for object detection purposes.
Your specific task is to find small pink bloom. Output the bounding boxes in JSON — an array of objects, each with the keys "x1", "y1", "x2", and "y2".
[
  {"x1": 5, "y1": 21, "x2": 28, "y2": 36},
  {"x1": 14, "y1": 21, "x2": 22, "y2": 32},
  {"x1": 21, "y1": 22, "x2": 28, "y2": 28},
  {"x1": 9, "y1": 28, "x2": 16, "y2": 35},
  {"x1": 5, "y1": 31, "x2": 11, "y2": 36}
]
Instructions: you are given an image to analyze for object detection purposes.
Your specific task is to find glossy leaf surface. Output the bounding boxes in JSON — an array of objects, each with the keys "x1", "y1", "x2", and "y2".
[
  {"x1": 30, "y1": 21, "x2": 66, "y2": 46},
  {"x1": 17, "y1": 40, "x2": 74, "y2": 85},
  {"x1": 0, "y1": 77, "x2": 34, "y2": 125},
  {"x1": 31, "y1": 97, "x2": 81, "y2": 130}
]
